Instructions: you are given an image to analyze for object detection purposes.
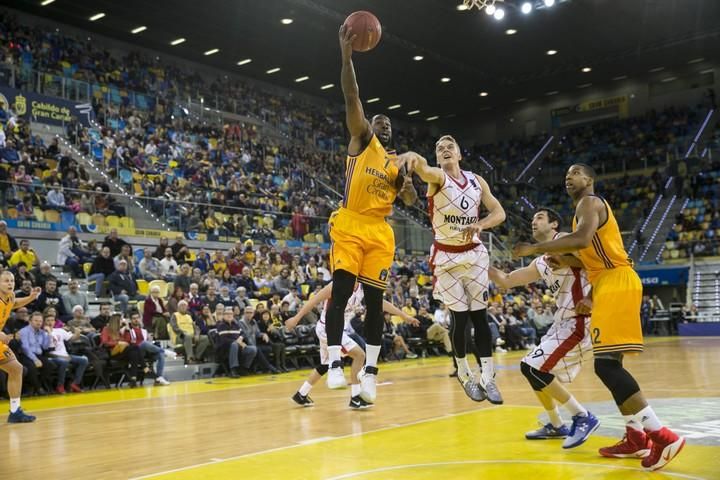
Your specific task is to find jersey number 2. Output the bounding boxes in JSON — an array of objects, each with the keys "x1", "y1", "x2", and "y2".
[{"x1": 592, "y1": 328, "x2": 601, "y2": 344}]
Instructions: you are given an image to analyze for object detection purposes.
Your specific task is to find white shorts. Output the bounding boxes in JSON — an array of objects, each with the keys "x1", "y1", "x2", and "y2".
[
  {"x1": 430, "y1": 243, "x2": 489, "y2": 312},
  {"x1": 523, "y1": 315, "x2": 592, "y2": 383},
  {"x1": 315, "y1": 321, "x2": 359, "y2": 365}
]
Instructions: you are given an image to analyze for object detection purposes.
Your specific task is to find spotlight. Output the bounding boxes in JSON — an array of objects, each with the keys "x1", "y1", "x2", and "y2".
[
  {"x1": 521, "y1": 2, "x2": 532, "y2": 14},
  {"x1": 544, "y1": 0, "x2": 555, "y2": 6},
  {"x1": 485, "y1": 4, "x2": 496, "y2": 15},
  {"x1": 493, "y1": 8, "x2": 505, "y2": 20}
]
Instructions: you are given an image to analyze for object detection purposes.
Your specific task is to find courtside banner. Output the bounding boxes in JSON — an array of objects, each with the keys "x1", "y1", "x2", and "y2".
[
  {"x1": 636, "y1": 266, "x2": 689, "y2": 286},
  {"x1": 0, "y1": 86, "x2": 95, "y2": 127}
]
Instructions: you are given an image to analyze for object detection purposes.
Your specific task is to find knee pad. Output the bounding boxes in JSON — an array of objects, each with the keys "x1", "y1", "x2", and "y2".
[
  {"x1": 316, "y1": 364, "x2": 329, "y2": 376},
  {"x1": 520, "y1": 361, "x2": 555, "y2": 391},
  {"x1": 594, "y1": 358, "x2": 640, "y2": 406}
]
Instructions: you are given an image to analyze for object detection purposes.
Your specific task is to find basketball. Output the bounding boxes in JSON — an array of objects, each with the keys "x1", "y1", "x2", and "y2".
[{"x1": 342, "y1": 11, "x2": 382, "y2": 52}]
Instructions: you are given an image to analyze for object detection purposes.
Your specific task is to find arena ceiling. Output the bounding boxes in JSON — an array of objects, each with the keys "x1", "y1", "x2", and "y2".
[{"x1": 14, "y1": 0, "x2": 720, "y2": 123}]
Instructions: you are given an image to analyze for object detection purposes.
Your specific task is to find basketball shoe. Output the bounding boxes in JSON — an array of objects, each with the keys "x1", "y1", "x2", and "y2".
[
  {"x1": 526, "y1": 423, "x2": 570, "y2": 440},
  {"x1": 8, "y1": 408, "x2": 36, "y2": 423},
  {"x1": 641, "y1": 427, "x2": 685, "y2": 471},
  {"x1": 457, "y1": 374, "x2": 487, "y2": 402},
  {"x1": 483, "y1": 377, "x2": 504, "y2": 405},
  {"x1": 358, "y1": 365, "x2": 378, "y2": 403},
  {"x1": 327, "y1": 361, "x2": 347, "y2": 389},
  {"x1": 599, "y1": 427, "x2": 652, "y2": 458},
  {"x1": 562, "y1": 412, "x2": 600, "y2": 449},
  {"x1": 291, "y1": 392, "x2": 315, "y2": 407},
  {"x1": 349, "y1": 395, "x2": 374, "y2": 410}
]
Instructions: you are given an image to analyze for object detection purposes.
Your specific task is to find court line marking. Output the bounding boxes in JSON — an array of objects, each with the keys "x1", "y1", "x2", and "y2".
[
  {"x1": 323, "y1": 460, "x2": 708, "y2": 480},
  {"x1": 127, "y1": 405, "x2": 504, "y2": 479}
]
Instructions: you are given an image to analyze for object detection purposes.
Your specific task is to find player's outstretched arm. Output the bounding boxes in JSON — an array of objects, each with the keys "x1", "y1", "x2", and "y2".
[
  {"x1": 382, "y1": 300, "x2": 420, "y2": 326},
  {"x1": 12, "y1": 287, "x2": 42, "y2": 310},
  {"x1": 513, "y1": 196, "x2": 602, "y2": 257},
  {"x1": 489, "y1": 261, "x2": 540, "y2": 289},
  {"x1": 403, "y1": 152, "x2": 444, "y2": 186},
  {"x1": 339, "y1": 25, "x2": 371, "y2": 150},
  {"x1": 285, "y1": 283, "x2": 333, "y2": 329}
]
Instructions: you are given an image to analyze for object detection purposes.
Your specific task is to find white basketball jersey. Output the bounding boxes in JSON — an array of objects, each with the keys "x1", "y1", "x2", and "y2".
[
  {"x1": 534, "y1": 253, "x2": 591, "y2": 320},
  {"x1": 428, "y1": 171, "x2": 483, "y2": 246},
  {"x1": 319, "y1": 284, "x2": 364, "y2": 326}
]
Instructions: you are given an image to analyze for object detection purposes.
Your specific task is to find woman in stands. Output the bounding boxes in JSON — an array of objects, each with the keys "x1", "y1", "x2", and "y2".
[{"x1": 100, "y1": 313, "x2": 143, "y2": 388}]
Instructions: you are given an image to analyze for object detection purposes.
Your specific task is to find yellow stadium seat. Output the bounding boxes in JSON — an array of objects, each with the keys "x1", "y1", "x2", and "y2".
[
  {"x1": 120, "y1": 216, "x2": 135, "y2": 229},
  {"x1": 137, "y1": 279, "x2": 149, "y2": 296},
  {"x1": 44, "y1": 210, "x2": 60, "y2": 223},
  {"x1": 303, "y1": 233, "x2": 315, "y2": 242},
  {"x1": 6, "y1": 208, "x2": 18, "y2": 219},
  {"x1": 76, "y1": 212, "x2": 92, "y2": 225},
  {"x1": 148, "y1": 280, "x2": 169, "y2": 298},
  {"x1": 42, "y1": 169, "x2": 53, "y2": 179},
  {"x1": 83, "y1": 263, "x2": 93, "y2": 276},
  {"x1": 106, "y1": 215, "x2": 121, "y2": 227},
  {"x1": 186, "y1": 251, "x2": 197, "y2": 262},
  {"x1": 46, "y1": 159, "x2": 58, "y2": 170},
  {"x1": 315, "y1": 234, "x2": 324, "y2": 243},
  {"x1": 33, "y1": 208, "x2": 45, "y2": 222},
  {"x1": 92, "y1": 214, "x2": 106, "y2": 226},
  {"x1": 136, "y1": 300, "x2": 145, "y2": 314},
  {"x1": 134, "y1": 183, "x2": 143, "y2": 195},
  {"x1": 301, "y1": 284, "x2": 310, "y2": 297},
  {"x1": 249, "y1": 298, "x2": 260, "y2": 308}
]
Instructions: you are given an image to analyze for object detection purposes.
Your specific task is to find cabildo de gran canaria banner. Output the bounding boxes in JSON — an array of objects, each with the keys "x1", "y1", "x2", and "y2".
[{"x1": 0, "y1": 86, "x2": 96, "y2": 127}]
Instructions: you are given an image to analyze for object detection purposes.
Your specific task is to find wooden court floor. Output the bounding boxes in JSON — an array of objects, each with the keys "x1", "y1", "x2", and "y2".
[{"x1": 1, "y1": 337, "x2": 719, "y2": 480}]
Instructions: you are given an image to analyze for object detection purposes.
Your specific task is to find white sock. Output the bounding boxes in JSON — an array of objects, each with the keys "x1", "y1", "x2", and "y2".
[
  {"x1": 547, "y1": 407, "x2": 564, "y2": 428},
  {"x1": 299, "y1": 381, "x2": 312, "y2": 397},
  {"x1": 480, "y1": 357, "x2": 494, "y2": 385},
  {"x1": 635, "y1": 406, "x2": 663, "y2": 432},
  {"x1": 10, "y1": 398, "x2": 20, "y2": 413},
  {"x1": 562, "y1": 396, "x2": 588, "y2": 417},
  {"x1": 624, "y1": 414, "x2": 644, "y2": 432},
  {"x1": 455, "y1": 356, "x2": 471, "y2": 380},
  {"x1": 365, "y1": 344, "x2": 381, "y2": 368},
  {"x1": 327, "y1": 346, "x2": 342, "y2": 366},
  {"x1": 351, "y1": 383, "x2": 361, "y2": 397}
]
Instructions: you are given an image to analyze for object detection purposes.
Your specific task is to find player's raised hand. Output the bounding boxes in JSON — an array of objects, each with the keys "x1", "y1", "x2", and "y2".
[
  {"x1": 512, "y1": 242, "x2": 536, "y2": 258},
  {"x1": 284, "y1": 315, "x2": 300, "y2": 330},
  {"x1": 403, "y1": 314, "x2": 420, "y2": 327},
  {"x1": 30, "y1": 287, "x2": 42, "y2": 299},
  {"x1": 576, "y1": 297, "x2": 592, "y2": 315},
  {"x1": 339, "y1": 25, "x2": 356, "y2": 60},
  {"x1": 401, "y1": 151, "x2": 427, "y2": 174},
  {"x1": 463, "y1": 222, "x2": 484, "y2": 242},
  {"x1": 545, "y1": 254, "x2": 566, "y2": 270},
  {"x1": 0, "y1": 332, "x2": 10, "y2": 344}
]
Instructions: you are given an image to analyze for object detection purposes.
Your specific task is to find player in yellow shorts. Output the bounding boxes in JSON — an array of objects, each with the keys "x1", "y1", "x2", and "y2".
[
  {"x1": 324, "y1": 25, "x2": 418, "y2": 402},
  {"x1": 513, "y1": 164, "x2": 684, "y2": 471},
  {"x1": 0, "y1": 270, "x2": 42, "y2": 423}
]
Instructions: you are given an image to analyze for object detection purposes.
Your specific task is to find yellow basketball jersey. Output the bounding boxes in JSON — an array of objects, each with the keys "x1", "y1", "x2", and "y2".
[
  {"x1": 0, "y1": 295, "x2": 13, "y2": 331},
  {"x1": 572, "y1": 196, "x2": 633, "y2": 282},
  {"x1": 343, "y1": 135, "x2": 399, "y2": 218}
]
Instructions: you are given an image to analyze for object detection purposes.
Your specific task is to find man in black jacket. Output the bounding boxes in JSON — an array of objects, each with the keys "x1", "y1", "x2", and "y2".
[
  {"x1": 36, "y1": 279, "x2": 68, "y2": 320},
  {"x1": 238, "y1": 306, "x2": 279, "y2": 374},
  {"x1": 102, "y1": 228, "x2": 129, "y2": 257},
  {"x1": 215, "y1": 309, "x2": 256, "y2": 377},
  {"x1": 107, "y1": 260, "x2": 144, "y2": 314},
  {"x1": 87, "y1": 246, "x2": 115, "y2": 298}
]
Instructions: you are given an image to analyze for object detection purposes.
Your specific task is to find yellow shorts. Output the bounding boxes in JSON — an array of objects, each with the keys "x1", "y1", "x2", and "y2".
[
  {"x1": 0, "y1": 342, "x2": 16, "y2": 365},
  {"x1": 329, "y1": 208, "x2": 395, "y2": 290},
  {"x1": 590, "y1": 266, "x2": 644, "y2": 355}
]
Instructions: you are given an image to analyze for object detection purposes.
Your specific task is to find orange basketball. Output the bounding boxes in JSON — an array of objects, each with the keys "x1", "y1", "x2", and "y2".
[{"x1": 343, "y1": 11, "x2": 382, "y2": 52}]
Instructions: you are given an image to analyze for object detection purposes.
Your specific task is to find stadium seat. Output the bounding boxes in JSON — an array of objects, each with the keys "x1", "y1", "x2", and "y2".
[
  {"x1": 76, "y1": 212, "x2": 92, "y2": 225},
  {"x1": 120, "y1": 216, "x2": 135, "y2": 229},
  {"x1": 92, "y1": 214, "x2": 106, "y2": 226},
  {"x1": 137, "y1": 279, "x2": 149, "y2": 296},
  {"x1": 44, "y1": 210, "x2": 60, "y2": 223},
  {"x1": 105, "y1": 215, "x2": 121, "y2": 227},
  {"x1": 6, "y1": 208, "x2": 18, "y2": 219},
  {"x1": 33, "y1": 208, "x2": 45, "y2": 222}
]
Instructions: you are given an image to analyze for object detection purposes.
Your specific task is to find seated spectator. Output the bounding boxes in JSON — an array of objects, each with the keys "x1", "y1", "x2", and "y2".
[
  {"x1": 66, "y1": 306, "x2": 96, "y2": 336},
  {"x1": 186, "y1": 283, "x2": 204, "y2": 315},
  {"x1": 91, "y1": 302, "x2": 113, "y2": 331},
  {"x1": 143, "y1": 285, "x2": 170, "y2": 340},
  {"x1": 107, "y1": 260, "x2": 145, "y2": 313},
  {"x1": 171, "y1": 235, "x2": 190, "y2": 263},
  {"x1": 203, "y1": 285, "x2": 220, "y2": 311},
  {"x1": 169, "y1": 300, "x2": 210, "y2": 363},
  {"x1": 0, "y1": 220, "x2": 18, "y2": 261},
  {"x1": 218, "y1": 286, "x2": 234, "y2": 308},
  {"x1": 238, "y1": 306, "x2": 279, "y2": 374},
  {"x1": 45, "y1": 183, "x2": 68, "y2": 210},
  {"x1": 14, "y1": 264, "x2": 36, "y2": 289},
  {"x1": 16, "y1": 196, "x2": 37, "y2": 221},
  {"x1": 166, "y1": 286, "x2": 185, "y2": 315},
  {"x1": 272, "y1": 268, "x2": 293, "y2": 296},
  {"x1": 234, "y1": 287, "x2": 250, "y2": 310},
  {"x1": 113, "y1": 244, "x2": 135, "y2": 274},
  {"x1": 2, "y1": 306, "x2": 29, "y2": 334},
  {"x1": 61, "y1": 279, "x2": 89, "y2": 316},
  {"x1": 153, "y1": 237, "x2": 170, "y2": 260},
  {"x1": 36, "y1": 279, "x2": 67, "y2": 320},
  {"x1": 174, "y1": 264, "x2": 193, "y2": 294},
  {"x1": 32, "y1": 261, "x2": 57, "y2": 289},
  {"x1": 258, "y1": 309, "x2": 287, "y2": 372},
  {"x1": 87, "y1": 246, "x2": 115, "y2": 298},
  {"x1": 44, "y1": 317, "x2": 88, "y2": 394},
  {"x1": 211, "y1": 250, "x2": 227, "y2": 275},
  {"x1": 381, "y1": 312, "x2": 415, "y2": 360},
  {"x1": 102, "y1": 228, "x2": 129, "y2": 257},
  {"x1": 159, "y1": 247, "x2": 178, "y2": 281},
  {"x1": 8, "y1": 239, "x2": 39, "y2": 270},
  {"x1": 192, "y1": 248, "x2": 211, "y2": 273},
  {"x1": 100, "y1": 313, "x2": 143, "y2": 387},
  {"x1": 215, "y1": 308, "x2": 257, "y2": 377},
  {"x1": 425, "y1": 306, "x2": 452, "y2": 353},
  {"x1": 138, "y1": 247, "x2": 162, "y2": 281},
  {"x1": 125, "y1": 312, "x2": 170, "y2": 386},
  {"x1": 18, "y1": 312, "x2": 56, "y2": 396}
]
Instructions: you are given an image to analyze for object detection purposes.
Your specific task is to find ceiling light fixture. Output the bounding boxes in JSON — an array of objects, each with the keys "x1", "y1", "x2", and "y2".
[
  {"x1": 281, "y1": 18, "x2": 294, "y2": 25},
  {"x1": 546, "y1": 49, "x2": 557, "y2": 55},
  {"x1": 89, "y1": 13, "x2": 105, "y2": 21},
  {"x1": 321, "y1": 84, "x2": 334, "y2": 90},
  {"x1": 266, "y1": 67, "x2": 281, "y2": 74},
  {"x1": 131, "y1": 26, "x2": 147, "y2": 34},
  {"x1": 170, "y1": 38, "x2": 186, "y2": 46},
  {"x1": 236, "y1": 58, "x2": 252, "y2": 66},
  {"x1": 367, "y1": 97, "x2": 380, "y2": 103},
  {"x1": 204, "y1": 48, "x2": 219, "y2": 56},
  {"x1": 295, "y1": 76, "x2": 309, "y2": 82},
  {"x1": 544, "y1": 0, "x2": 556, "y2": 7},
  {"x1": 661, "y1": 77, "x2": 677, "y2": 83},
  {"x1": 485, "y1": 4, "x2": 496, "y2": 15},
  {"x1": 456, "y1": 4, "x2": 469, "y2": 11},
  {"x1": 688, "y1": 58, "x2": 704, "y2": 64},
  {"x1": 505, "y1": 29, "x2": 517, "y2": 35},
  {"x1": 546, "y1": 90, "x2": 559, "y2": 96},
  {"x1": 493, "y1": 8, "x2": 505, "y2": 20},
  {"x1": 581, "y1": 67, "x2": 592, "y2": 73},
  {"x1": 577, "y1": 83, "x2": 592, "y2": 88},
  {"x1": 479, "y1": 91, "x2": 489, "y2": 97},
  {"x1": 521, "y1": 2, "x2": 533, "y2": 14},
  {"x1": 407, "y1": 110, "x2": 420, "y2": 115},
  {"x1": 612, "y1": 75, "x2": 628, "y2": 81},
  {"x1": 426, "y1": 116, "x2": 440, "y2": 121},
  {"x1": 649, "y1": 66, "x2": 665, "y2": 72},
  {"x1": 413, "y1": 55, "x2": 424, "y2": 61},
  {"x1": 40, "y1": 0, "x2": 55, "y2": 5},
  {"x1": 388, "y1": 104, "x2": 402, "y2": 110},
  {"x1": 441, "y1": 77, "x2": 451, "y2": 83}
]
